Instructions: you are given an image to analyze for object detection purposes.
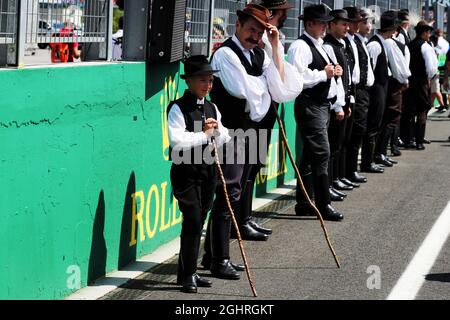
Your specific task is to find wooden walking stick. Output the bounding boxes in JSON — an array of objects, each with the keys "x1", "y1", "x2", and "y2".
[
  {"x1": 211, "y1": 137, "x2": 258, "y2": 297},
  {"x1": 272, "y1": 105, "x2": 341, "y2": 268}
]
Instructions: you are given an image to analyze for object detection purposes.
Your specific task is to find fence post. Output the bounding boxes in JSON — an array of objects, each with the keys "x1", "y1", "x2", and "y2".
[{"x1": 122, "y1": 0, "x2": 148, "y2": 61}]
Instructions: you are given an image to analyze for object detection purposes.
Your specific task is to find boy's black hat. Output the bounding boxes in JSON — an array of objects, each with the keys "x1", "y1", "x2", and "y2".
[
  {"x1": 180, "y1": 55, "x2": 219, "y2": 79},
  {"x1": 299, "y1": 4, "x2": 333, "y2": 22},
  {"x1": 343, "y1": 7, "x2": 366, "y2": 22},
  {"x1": 259, "y1": 0, "x2": 295, "y2": 10},
  {"x1": 378, "y1": 10, "x2": 400, "y2": 32},
  {"x1": 330, "y1": 9, "x2": 350, "y2": 22}
]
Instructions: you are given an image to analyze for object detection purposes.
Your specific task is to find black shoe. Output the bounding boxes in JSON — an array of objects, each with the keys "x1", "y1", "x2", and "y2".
[
  {"x1": 391, "y1": 148, "x2": 402, "y2": 156},
  {"x1": 295, "y1": 203, "x2": 316, "y2": 216},
  {"x1": 416, "y1": 143, "x2": 425, "y2": 150},
  {"x1": 248, "y1": 219, "x2": 272, "y2": 235},
  {"x1": 231, "y1": 223, "x2": 269, "y2": 241},
  {"x1": 331, "y1": 187, "x2": 347, "y2": 198},
  {"x1": 340, "y1": 177, "x2": 359, "y2": 188},
  {"x1": 180, "y1": 274, "x2": 197, "y2": 293},
  {"x1": 397, "y1": 138, "x2": 405, "y2": 148},
  {"x1": 329, "y1": 188, "x2": 345, "y2": 201},
  {"x1": 201, "y1": 255, "x2": 244, "y2": 272},
  {"x1": 423, "y1": 139, "x2": 431, "y2": 144},
  {"x1": 332, "y1": 179, "x2": 353, "y2": 191},
  {"x1": 211, "y1": 259, "x2": 240, "y2": 280},
  {"x1": 404, "y1": 141, "x2": 417, "y2": 149},
  {"x1": 361, "y1": 163, "x2": 384, "y2": 173},
  {"x1": 385, "y1": 156, "x2": 398, "y2": 164},
  {"x1": 320, "y1": 205, "x2": 343, "y2": 221},
  {"x1": 374, "y1": 154, "x2": 393, "y2": 167},
  {"x1": 347, "y1": 171, "x2": 368, "y2": 183},
  {"x1": 194, "y1": 274, "x2": 212, "y2": 287}
]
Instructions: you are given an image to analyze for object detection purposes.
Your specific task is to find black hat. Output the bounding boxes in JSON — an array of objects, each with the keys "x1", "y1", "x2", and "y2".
[
  {"x1": 330, "y1": 9, "x2": 350, "y2": 22},
  {"x1": 343, "y1": 6, "x2": 366, "y2": 22},
  {"x1": 299, "y1": 4, "x2": 333, "y2": 22},
  {"x1": 414, "y1": 20, "x2": 434, "y2": 34},
  {"x1": 398, "y1": 9, "x2": 409, "y2": 23},
  {"x1": 378, "y1": 10, "x2": 400, "y2": 32},
  {"x1": 180, "y1": 55, "x2": 219, "y2": 79},
  {"x1": 259, "y1": 0, "x2": 295, "y2": 10}
]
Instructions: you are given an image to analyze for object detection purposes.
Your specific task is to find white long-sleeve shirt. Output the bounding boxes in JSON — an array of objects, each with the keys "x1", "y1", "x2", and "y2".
[
  {"x1": 287, "y1": 31, "x2": 338, "y2": 100},
  {"x1": 396, "y1": 28, "x2": 410, "y2": 45},
  {"x1": 367, "y1": 33, "x2": 392, "y2": 77},
  {"x1": 346, "y1": 33, "x2": 360, "y2": 85},
  {"x1": 436, "y1": 36, "x2": 449, "y2": 55},
  {"x1": 211, "y1": 35, "x2": 303, "y2": 123},
  {"x1": 421, "y1": 41, "x2": 439, "y2": 80},
  {"x1": 261, "y1": 31, "x2": 285, "y2": 59},
  {"x1": 322, "y1": 39, "x2": 346, "y2": 113},
  {"x1": 385, "y1": 38, "x2": 411, "y2": 84},
  {"x1": 355, "y1": 33, "x2": 375, "y2": 87},
  {"x1": 168, "y1": 98, "x2": 230, "y2": 150}
]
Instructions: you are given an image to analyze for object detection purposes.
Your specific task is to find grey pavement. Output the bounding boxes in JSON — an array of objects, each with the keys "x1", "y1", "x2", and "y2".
[{"x1": 102, "y1": 110, "x2": 450, "y2": 300}]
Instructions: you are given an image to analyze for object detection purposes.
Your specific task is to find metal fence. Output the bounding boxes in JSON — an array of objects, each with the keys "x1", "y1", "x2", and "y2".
[
  {"x1": 185, "y1": 0, "x2": 211, "y2": 55},
  {"x1": 26, "y1": 0, "x2": 109, "y2": 45},
  {"x1": 0, "y1": 0, "x2": 17, "y2": 45},
  {"x1": 283, "y1": 0, "x2": 300, "y2": 49},
  {"x1": 212, "y1": 0, "x2": 246, "y2": 45}
]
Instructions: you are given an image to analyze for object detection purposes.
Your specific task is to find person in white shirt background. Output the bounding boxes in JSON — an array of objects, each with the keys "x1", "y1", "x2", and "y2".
[
  {"x1": 402, "y1": 20, "x2": 438, "y2": 151},
  {"x1": 288, "y1": 4, "x2": 344, "y2": 221},
  {"x1": 361, "y1": 10, "x2": 398, "y2": 174}
]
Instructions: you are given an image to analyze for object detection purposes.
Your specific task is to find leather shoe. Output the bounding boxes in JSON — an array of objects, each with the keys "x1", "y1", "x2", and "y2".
[
  {"x1": 211, "y1": 259, "x2": 240, "y2": 280},
  {"x1": 416, "y1": 143, "x2": 425, "y2": 150},
  {"x1": 423, "y1": 139, "x2": 431, "y2": 144},
  {"x1": 248, "y1": 219, "x2": 272, "y2": 235},
  {"x1": 177, "y1": 273, "x2": 212, "y2": 287},
  {"x1": 320, "y1": 205, "x2": 343, "y2": 221},
  {"x1": 329, "y1": 188, "x2": 345, "y2": 201},
  {"x1": 331, "y1": 187, "x2": 347, "y2": 198},
  {"x1": 404, "y1": 141, "x2": 417, "y2": 149},
  {"x1": 361, "y1": 163, "x2": 384, "y2": 173},
  {"x1": 295, "y1": 203, "x2": 316, "y2": 216},
  {"x1": 391, "y1": 148, "x2": 402, "y2": 156},
  {"x1": 332, "y1": 179, "x2": 353, "y2": 191},
  {"x1": 201, "y1": 255, "x2": 244, "y2": 271},
  {"x1": 194, "y1": 274, "x2": 212, "y2": 287},
  {"x1": 374, "y1": 154, "x2": 393, "y2": 167},
  {"x1": 180, "y1": 274, "x2": 197, "y2": 293},
  {"x1": 347, "y1": 171, "x2": 367, "y2": 183},
  {"x1": 231, "y1": 223, "x2": 269, "y2": 241},
  {"x1": 385, "y1": 156, "x2": 398, "y2": 164},
  {"x1": 340, "y1": 177, "x2": 359, "y2": 188}
]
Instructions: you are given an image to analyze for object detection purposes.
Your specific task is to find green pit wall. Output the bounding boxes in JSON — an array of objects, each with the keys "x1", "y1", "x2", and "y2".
[{"x1": 0, "y1": 61, "x2": 302, "y2": 299}]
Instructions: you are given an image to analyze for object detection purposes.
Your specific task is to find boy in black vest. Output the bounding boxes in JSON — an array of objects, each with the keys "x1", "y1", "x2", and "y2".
[
  {"x1": 323, "y1": 9, "x2": 355, "y2": 202},
  {"x1": 167, "y1": 55, "x2": 230, "y2": 293},
  {"x1": 288, "y1": 4, "x2": 343, "y2": 221},
  {"x1": 361, "y1": 10, "x2": 398, "y2": 173}
]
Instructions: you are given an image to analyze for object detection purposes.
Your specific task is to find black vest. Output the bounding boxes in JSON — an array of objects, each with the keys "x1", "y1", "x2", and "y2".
[
  {"x1": 398, "y1": 27, "x2": 411, "y2": 45},
  {"x1": 209, "y1": 37, "x2": 265, "y2": 129},
  {"x1": 368, "y1": 35, "x2": 389, "y2": 85},
  {"x1": 299, "y1": 34, "x2": 333, "y2": 104},
  {"x1": 324, "y1": 34, "x2": 353, "y2": 97},
  {"x1": 343, "y1": 36, "x2": 356, "y2": 85},
  {"x1": 354, "y1": 35, "x2": 370, "y2": 87},
  {"x1": 167, "y1": 90, "x2": 217, "y2": 162},
  {"x1": 408, "y1": 38, "x2": 427, "y2": 80},
  {"x1": 393, "y1": 38, "x2": 406, "y2": 55}
]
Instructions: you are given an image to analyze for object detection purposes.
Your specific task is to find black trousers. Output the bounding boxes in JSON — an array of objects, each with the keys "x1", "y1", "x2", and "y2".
[
  {"x1": 294, "y1": 96, "x2": 331, "y2": 210},
  {"x1": 347, "y1": 87, "x2": 369, "y2": 173},
  {"x1": 376, "y1": 79, "x2": 405, "y2": 156},
  {"x1": 402, "y1": 78, "x2": 431, "y2": 144},
  {"x1": 328, "y1": 110, "x2": 347, "y2": 183},
  {"x1": 361, "y1": 81, "x2": 388, "y2": 167},
  {"x1": 170, "y1": 164, "x2": 216, "y2": 277}
]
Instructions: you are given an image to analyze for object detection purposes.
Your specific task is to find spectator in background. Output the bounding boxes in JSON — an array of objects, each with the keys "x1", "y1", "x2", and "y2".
[
  {"x1": 50, "y1": 22, "x2": 81, "y2": 63},
  {"x1": 429, "y1": 34, "x2": 446, "y2": 112},
  {"x1": 112, "y1": 16, "x2": 123, "y2": 61}
]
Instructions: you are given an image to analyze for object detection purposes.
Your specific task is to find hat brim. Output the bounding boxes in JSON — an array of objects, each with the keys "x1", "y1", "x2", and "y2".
[
  {"x1": 415, "y1": 25, "x2": 434, "y2": 32},
  {"x1": 237, "y1": 10, "x2": 268, "y2": 28},
  {"x1": 348, "y1": 17, "x2": 366, "y2": 23},
  {"x1": 180, "y1": 69, "x2": 220, "y2": 79},
  {"x1": 299, "y1": 14, "x2": 334, "y2": 22},
  {"x1": 265, "y1": 3, "x2": 295, "y2": 10}
]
